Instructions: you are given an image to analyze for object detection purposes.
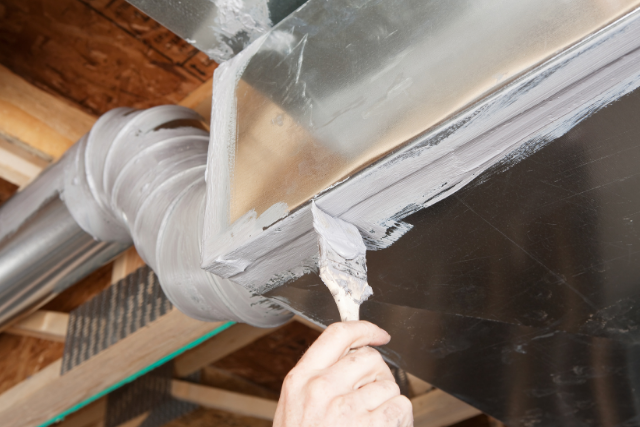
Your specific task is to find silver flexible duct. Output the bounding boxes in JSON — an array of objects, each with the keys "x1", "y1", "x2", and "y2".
[{"x1": 0, "y1": 105, "x2": 292, "y2": 329}]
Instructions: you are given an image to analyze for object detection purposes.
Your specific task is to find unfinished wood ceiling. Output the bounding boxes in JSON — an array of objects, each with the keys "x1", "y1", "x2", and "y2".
[{"x1": 0, "y1": 0, "x2": 217, "y2": 116}]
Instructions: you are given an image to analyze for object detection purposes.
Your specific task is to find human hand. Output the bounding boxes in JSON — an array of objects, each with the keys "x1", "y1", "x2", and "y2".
[{"x1": 274, "y1": 321, "x2": 413, "y2": 427}]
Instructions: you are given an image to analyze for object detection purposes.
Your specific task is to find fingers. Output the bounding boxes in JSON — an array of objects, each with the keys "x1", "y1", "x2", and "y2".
[
  {"x1": 325, "y1": 346, "x2": 395, "y2": 393},
  {"x1": 341, "y1": 380, "x2": 401, "y2": 412},
  {"x1": 298, "y1": 321, "x2": 391, "y2": 370},
  {"x1": 368, "y1": 394, "x2": 414, "y2": 427}
]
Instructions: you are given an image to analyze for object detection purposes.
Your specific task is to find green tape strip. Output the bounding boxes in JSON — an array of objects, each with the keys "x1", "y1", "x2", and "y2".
[{"x1": 37, "y1": 321, "x2": 236, "y2": 427}]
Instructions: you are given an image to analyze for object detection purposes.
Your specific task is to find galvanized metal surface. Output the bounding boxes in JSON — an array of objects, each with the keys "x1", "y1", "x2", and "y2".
[
  {"x1": 0, "y1": 161, "x2": 128, "y2": 331},
  {"x1": 267, "y1": 86, "x2": 640, "y2": 426},
  {"x1": 126, "y1": 0, "x2": 307, "y2": 63},
  {"x1": 226, "y1": 0, "x2": 640, "y2": 223}
]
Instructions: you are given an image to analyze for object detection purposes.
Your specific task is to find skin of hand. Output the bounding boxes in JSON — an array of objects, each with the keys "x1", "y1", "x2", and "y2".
[{"x1": 274, "y1": 321, "x2": 413, "y2": 427}]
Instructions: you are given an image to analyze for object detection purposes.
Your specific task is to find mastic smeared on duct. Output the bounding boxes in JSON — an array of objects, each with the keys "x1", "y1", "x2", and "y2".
[
  {"x1": 61, "y1": 105, "x2": 291, "y2": 328},
  {"x1": 311, "y1": 201, "x2": 372, "y2": 321}
]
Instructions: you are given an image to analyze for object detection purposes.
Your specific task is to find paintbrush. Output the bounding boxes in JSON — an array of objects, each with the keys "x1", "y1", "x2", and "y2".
[{"x1": 311, "y1": 201, "x2": 373, "y2": 322}]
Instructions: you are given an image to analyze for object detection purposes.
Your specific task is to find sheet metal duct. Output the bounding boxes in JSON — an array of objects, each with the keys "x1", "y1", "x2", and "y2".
[
  {"x1": 126, "y1": 0, "x2": 308, "y2": 63},
  {"x1": 2, "y1": 0, "x2": 640, "y2": 425},
  {"x1": 0, "y1": 106, "x2": 292, "y2": 331}
]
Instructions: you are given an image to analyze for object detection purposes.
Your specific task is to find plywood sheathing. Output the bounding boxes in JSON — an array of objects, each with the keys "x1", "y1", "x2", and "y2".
[{"x1": 0, "y1": 0, "x2": 217, "y2": 117}]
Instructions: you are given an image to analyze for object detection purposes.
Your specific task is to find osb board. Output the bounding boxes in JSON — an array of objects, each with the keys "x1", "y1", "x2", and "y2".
[
  {"x1": 213, "y1": 321, "x2": 321, "y2": 394},
  {"x1": 0, "y1": 177, "x2": 18, "y2": 206},
  {"x1": 78, "y1": 0, "x2": 217, "y2": 80},
  {"x1": 0, "y1": 0, "x2": 217, "y2": 116},
  {"x1": 164, "y1": 407, "x2": 272, "y2": 427}
]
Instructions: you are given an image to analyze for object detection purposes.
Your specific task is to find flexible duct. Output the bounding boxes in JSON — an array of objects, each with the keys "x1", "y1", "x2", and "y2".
[{"x1": 0, "y1": 105, "x2": 292, "y2": 329}]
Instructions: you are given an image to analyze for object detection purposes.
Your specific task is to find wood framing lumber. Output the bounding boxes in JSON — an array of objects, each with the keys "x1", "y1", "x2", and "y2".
[
  {"x1": 174, "y1": 322, "x2": 279, "y2": 378},
  {"x1": 117, "y1": 412, "x2": 149, "y2": 427},
  {"x1": 0, "y1": 64, "x2": 96, "y2": 160},
  {"x1": 171, "y1": 380, "x2": 278, "y2": 421},
  {"x1": 412, "y1": 389, "x2": 482, "y2": 427},
  {"x1": 6, "y1": 310, "x2": 69, "y2": 342},
  {"x1": 179, "y1": 78, "x2": 213, "y2": 123},
  {"x1": 110, "y1": 247, "x2": 145, "y2": 284},
  {"x1": 0, "y1": 359, "x2": 62, "y2": 414},
  {"x1": 55, "y1": 398, "x2": 106, "y2": 427},
  {"x1": 0, "y1": 68, "x2": 210, "y2": 189},
  {"x1": 407, "y1": 373, "x2": 433, "y2": 397},
  {"x1": 0, "y1": 135, "x2": 50, "y2": 187},
  {"x1": 0, "y1": 309, "x2": 228, "y2": 427}
]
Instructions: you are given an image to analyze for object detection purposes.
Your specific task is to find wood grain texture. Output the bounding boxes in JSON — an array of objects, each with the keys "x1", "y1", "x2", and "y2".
[
  {"x1": 171, "y1": 380, "x2": 278, "y2": 420},
  {"x1": 0, "y1": 360, "x2": 62, "y2": 413},
  {"x1": 200, "y1": 366, "x2": 279, "y2": 401},
  {"x1": 0, "y1": 0, "x2": 213, "y2": 117},
  {"x1": 174, "y1": 323, "x2": 279, "y2": 378},
  {"x1": 213, "y1": 321, "x2": 321, "y2": 394},
  {"x1": 0, "y1": 64, "x2": 95, "y2": 159},
  {"x1": 54, "y1": 397, "x2": 106, "y2": 427},
  {"x1": 77, "y1": 0, "x2": 217, "y2": 78},
  {"x1": 110, "y1": 247, "x2": 144, "y2": 284},
  {"x1": 179, "y1": 78, "x2": 213, "y2": 123},
  {"x1": 412, "y1": 389, "x2": 482, "y2": 427},
  {"x1": 0, "y1": 135, "x2": 49, "y2": 187},
  {"x1": 6, "y1": 310, "x2": 69, "y2": 342},
  {"x1": 0, "y1": 336, "x2": 64, "y2": 396},
  {"x1": 0, "y1": 265, "x2": 111, "y2": 400},
  {"x1": 164, "y1": 407, "x2": 272, "y2": 427},
  {"x1": 0, "y1": 310, "x2": 226, "y2": 427}
]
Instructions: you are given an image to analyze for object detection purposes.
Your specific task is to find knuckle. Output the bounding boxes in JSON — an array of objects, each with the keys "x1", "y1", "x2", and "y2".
[
  {"x1": 283, "y1": 368, "x2": 306, "y2": 390},
  {"x1": 395, "y1": 395, "x2": 413, "y2": 413},
  {"x1": 387, "y1": 396, "x2": 412, "y2": 417},
  {"x1": 308, "y1": 375, "x2": 332, "y2": 398},
  {"x1": 383, "y1": 380, "x2": 401, "y2": 395},
  {"x1": 360, "y1": 346, "x2": 382, "y2": 360},
  {"x1": 325, "y1": 322, "x2": 349, "y2": 337}
]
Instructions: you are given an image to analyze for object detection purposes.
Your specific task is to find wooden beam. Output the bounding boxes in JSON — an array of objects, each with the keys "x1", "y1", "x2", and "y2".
[
  {"x1": 110, "y1": 247, "x2": 145, "y2": 284},
  {"x1": 0, "y1": 66, "x2": 213, "y2": 189},
  {"x1": 0, "y1": 135, "x2": 50, "y2": 188},
  {"x1": 412, "y1": 389, "x2": 482, "y2": 427},
  {"x1": 0, "y1": 64, "x2": 96, "y2": 160},
  {"x1": 171, "y1": 380, "x2": 277, "y2": 421},
  {"x1": 117, "y1": 413, "x2": 149, "y2": 427},
  {"x1": 6, "y1": 310, "x2": 69, "y2": 342},
  {"x1": 0, "y1": 359, "x2": 62, "y2": 414},
  {"x1": 0, "y1": 309, "x2": 228, "y2": 427},
  {"x1": 55, "y1": 398, "x2": 106, "y2": 427},
  {"x1": 174, "y1": 323, "x2": 278, "y2": 378},
  {"x1": 179, "y1": 78, "x2": 213, "y2": 123}
]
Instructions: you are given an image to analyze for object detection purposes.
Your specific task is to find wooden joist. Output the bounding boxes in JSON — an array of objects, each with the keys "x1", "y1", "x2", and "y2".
[
  {"x1": 174, "y1": 322, "x2": 279, "y2": 378},
  {"x1": 0, "y1": 64, "x2": 95, "y2": 160},
  {"x1": 412, "y1": 389, "x2": 483, "y2": 427},
  {"x1": 0, "y1": 309, "x2": 229, "y2": 427},
  {"x1": 171, "y1": 380, "x2": 278, "y2": 421},
  {"x1": 6, "y1": 310, "x2": 69, "y2": 342},
  {"x1": 0, "y1": 135, "x2": 50, "y2": 187}
]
